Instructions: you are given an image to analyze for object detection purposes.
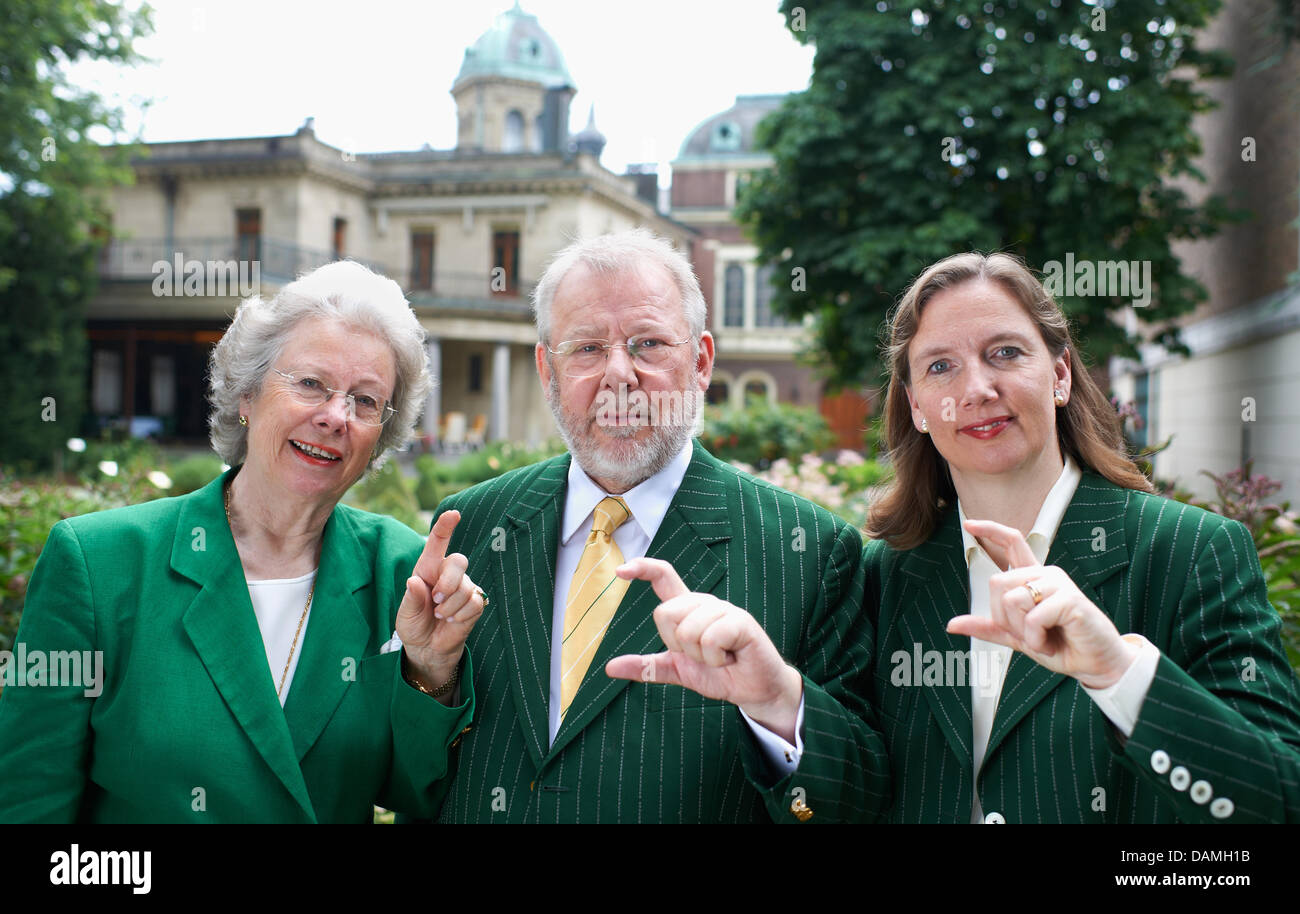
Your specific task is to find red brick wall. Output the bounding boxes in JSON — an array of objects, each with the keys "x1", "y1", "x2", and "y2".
[{"x1": 671, "y1": 170, "x2": 727, "y2": 208}]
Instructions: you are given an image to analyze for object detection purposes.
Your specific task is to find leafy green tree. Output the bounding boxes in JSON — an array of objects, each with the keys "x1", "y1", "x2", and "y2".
[
  {"x1": 0, "y1": 0, "x2": 152, "y2": 471},
  {"x1": 737, "y1": 0, "x2": 1234, "y2": 388}
]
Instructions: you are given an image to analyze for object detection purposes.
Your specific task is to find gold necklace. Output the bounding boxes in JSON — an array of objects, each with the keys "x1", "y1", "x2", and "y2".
[{"x1": 226, "y1": 481, "x2": 315, "y2": 698}]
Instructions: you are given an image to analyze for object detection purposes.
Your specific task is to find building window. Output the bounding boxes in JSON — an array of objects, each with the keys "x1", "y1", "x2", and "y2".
[
  {"x1": 92, "y1": 349, "x2": 123, "y2": 414},
  {"x1": 410, "y1": 231, "x2": 434, "y2": 291},
  {"x1": 744, "y1": 380, "x2": 769, "y2": 403},
  {"x1": 737, "y1": 370, "x2": 777, "y2": 406},
  {"x1": 706, "y1": 380, "x2": 730, "y2": 405},
  {"x1": 723, "y1": 264, "x2": 744, "y2": 327},
  {"x1": 712, "y1": 121, "x2": 742, "y2": 152},
  {"x1": 533, "y1": 113, "x2": 544, "y2": 152},
  {"x1": 332, "y1": 218, "x2": 346, "y2": 260},
  {"x1": 492, "y1": 230, "x2": 520, "y2": 296},
  {"x1": 754, "y1": 264, "x2": 790, "y2": 327},
  {"x1": 150, "y1": 355, "x2": 176, "y2": 416},
  {"x1": 236, "y1": 208, "x2": 261, "y2": 264},
  {"x1": 504, "y1": 110, "x2": 525, "y2": 153},
  {"x1": 91, "y1": 216, "x2": 112, "y2": 268},
  {"x1": 468, "y1": 353, "x2": 484, "y2": 393},
  {"x1": 519, "y1": 37, "x2": 543, "y2": 60}
]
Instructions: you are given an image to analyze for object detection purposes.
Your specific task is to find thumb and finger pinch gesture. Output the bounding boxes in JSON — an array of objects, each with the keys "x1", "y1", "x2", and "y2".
[
  {"x1": 604, "y1": 557, "x2": 803, "y2": 743},
  {"x1": 395, "y1": 510, "x2": 486, "y2": 698},
  {"x1": 947, "y1": 518, "x2": 1137, "y2": 690}
]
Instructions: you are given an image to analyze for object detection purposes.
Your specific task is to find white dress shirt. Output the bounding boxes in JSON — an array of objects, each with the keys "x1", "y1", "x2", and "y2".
[
  {"x1": 549, "y1": 442, "x2": 805, "y2": 775},
  {"x1": 958, "y1": 455, "x2": 1160, "y2": 822}
]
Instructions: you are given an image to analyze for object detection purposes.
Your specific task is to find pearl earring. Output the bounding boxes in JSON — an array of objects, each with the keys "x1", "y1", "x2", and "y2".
[
  {"x1": 920, "y1": 417, "x2": 929, "y2": 433},
  {"x1": 1053, "y1": 390, "x2": 1066, "y2": 407},
  {"x1": 239, "y1": 415, "x2": 248, "y2": 427}
]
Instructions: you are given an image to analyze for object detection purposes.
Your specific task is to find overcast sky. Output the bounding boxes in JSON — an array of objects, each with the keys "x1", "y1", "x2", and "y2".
[{"x1": 73, "y1": 0, "x2": 814, "y2": 183}]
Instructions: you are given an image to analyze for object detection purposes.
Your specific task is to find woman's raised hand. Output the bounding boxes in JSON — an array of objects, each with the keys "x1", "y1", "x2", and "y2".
[
  {"x1": 947, "y1": 518, "x2": 1138, "y2": 689},
  {"x1": 395, "y1": 511, "x2": 486, "y2": 697}
]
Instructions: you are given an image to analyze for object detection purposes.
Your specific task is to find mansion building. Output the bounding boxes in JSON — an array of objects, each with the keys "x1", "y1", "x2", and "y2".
[{"x1": 89, "y1": 4, "x2": 863, "y2": 451}]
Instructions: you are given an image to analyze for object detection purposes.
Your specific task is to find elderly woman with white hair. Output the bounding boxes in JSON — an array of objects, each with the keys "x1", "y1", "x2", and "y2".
[{"x1": 0, "y1": 260, "x2": 484, "y2": 823}]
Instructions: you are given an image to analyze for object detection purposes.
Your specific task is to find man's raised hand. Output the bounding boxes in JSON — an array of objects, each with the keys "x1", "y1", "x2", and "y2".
[{"x1": 604, "y1": 557, "x2": 802, "y2": 742}]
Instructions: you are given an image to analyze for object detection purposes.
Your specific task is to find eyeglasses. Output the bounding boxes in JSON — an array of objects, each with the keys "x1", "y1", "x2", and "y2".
[
  {"x1": 546, "y1": 334, "x2": 693, "y2": 378},
  {"x1": 270, "y1": 368, "x2": 396, "y2": 426}
]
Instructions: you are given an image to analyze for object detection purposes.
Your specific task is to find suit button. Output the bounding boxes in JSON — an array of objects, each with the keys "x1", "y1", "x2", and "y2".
[
  {"x1": 1190, "y1": 780, "x2": 1212, "y2": 804},
  {"x1": 1169, "y1": 766, "x2": 1190, "y2": 791},
  {"x1": 983, "y1": 811, "x2": 1006, "y2": 824},
  {"x1": 790, "y1": 796, "x2": 813, "y2": 822},
  {"x1": 1209, "y1": 797, "x2": 1234, "y2": 819},
  {"x1": 1150, "y1": 749, "x2": 1170, "y2": 774}
]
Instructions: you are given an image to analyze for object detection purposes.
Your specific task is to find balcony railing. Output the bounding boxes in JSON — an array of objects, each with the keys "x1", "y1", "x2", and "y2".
[
  {"x1": 97, "y1": 237, "x2": 534, "y2": 312},
  {"x1": 98, "y1": 237, "x2": 393, "y2": 285},
  {"x1": 407, "y1": 272, "x2": 536, "y2": 314}
]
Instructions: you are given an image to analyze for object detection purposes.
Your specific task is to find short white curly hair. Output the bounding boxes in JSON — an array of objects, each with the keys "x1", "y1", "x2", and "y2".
[{"x1": 208, "y1": 260, "x2": 431, "y2": 468}]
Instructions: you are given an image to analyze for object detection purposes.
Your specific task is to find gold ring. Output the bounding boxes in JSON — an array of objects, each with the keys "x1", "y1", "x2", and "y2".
[
  {"x1": 476, "y1": 587, "x2": 489, "y2": 607},
  {"x1": 1023, "y1": 581, "x2": 1044, "y2": 605}
]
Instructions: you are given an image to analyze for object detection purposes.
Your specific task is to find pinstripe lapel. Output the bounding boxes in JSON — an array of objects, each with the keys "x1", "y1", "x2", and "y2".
[
  {"x1": 984, "y1": 472, "x2": 1131, "y2": 761},
  {"x1": 488, "y1": 457, "x2": 569, "y2": 771},
  {"x1": 547, "y1": 442, "x2": 727, "y2": 760},
  {"x1": 897, "y1": 507, "x2": 975, "y2": 771}
]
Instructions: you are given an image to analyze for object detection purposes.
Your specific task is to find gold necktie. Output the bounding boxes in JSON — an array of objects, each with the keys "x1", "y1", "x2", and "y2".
[{"x1": 560, "y1": 496, "x2": 632, "y2": 720}]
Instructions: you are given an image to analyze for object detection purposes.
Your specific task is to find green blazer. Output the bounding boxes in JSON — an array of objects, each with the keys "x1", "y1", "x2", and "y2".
[
  {"x1": 865, "y1": 471, "x2": 1300, "y2": 823},
  {"x1": 423, "y1": 440, "x2": 888, "y2": 823},
  {"x1": 0, "y1": 469, "x2": 474, "y2": 823}
]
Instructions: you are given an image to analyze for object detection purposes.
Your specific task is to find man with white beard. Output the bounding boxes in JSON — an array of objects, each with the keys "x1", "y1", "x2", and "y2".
[{"x1": 412, "y1": 229, "x2": 887, "y2": 823}]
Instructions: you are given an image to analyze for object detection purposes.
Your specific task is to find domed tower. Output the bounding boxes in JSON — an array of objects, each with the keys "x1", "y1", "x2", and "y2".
[{"x1": 452, "y1": 2, "x2": 575, "y2": 154}]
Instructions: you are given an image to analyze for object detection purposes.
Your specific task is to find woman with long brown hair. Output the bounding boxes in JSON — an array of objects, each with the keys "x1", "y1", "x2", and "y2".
[{"x1": 863, "y1": 251, "x2": 1300, "y2": 823}]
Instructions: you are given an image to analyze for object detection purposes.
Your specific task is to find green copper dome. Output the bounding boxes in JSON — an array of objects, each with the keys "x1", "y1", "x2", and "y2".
[{"x1": 454, "y1": 2, "x2": 574, "y2": 89}]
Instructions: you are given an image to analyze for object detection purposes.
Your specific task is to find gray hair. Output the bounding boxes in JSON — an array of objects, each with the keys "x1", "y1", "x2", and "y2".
[
  {"x1": 531, "y1": 228, "x2": 705, "y2": 344},
  {"x1": 208, "y1": 260, "x2": 431, "y2": 467}
]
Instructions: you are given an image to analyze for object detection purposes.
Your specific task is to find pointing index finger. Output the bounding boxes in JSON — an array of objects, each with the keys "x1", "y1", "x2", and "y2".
[
  {"x1": 416, "y1": 509, "x2": 460, "y2": 582},
  {"x1": 962, "y1": 518, "x2": 1038, "y2": 571},
  {"x1": 615, "y1": 556, "x2": 689, "y2": 602}
]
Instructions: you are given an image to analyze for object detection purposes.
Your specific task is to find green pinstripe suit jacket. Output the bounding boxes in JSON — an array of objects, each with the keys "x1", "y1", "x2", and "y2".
[
  {"x1": 0, "y1": 470, "x2": 474, "y2": 823},
  {"x1": 864, "y1": 471, "x2": 1300, "y2": 823},
  {"x1": 426, "y1": 440, "x2": 888, "y2": 823}
]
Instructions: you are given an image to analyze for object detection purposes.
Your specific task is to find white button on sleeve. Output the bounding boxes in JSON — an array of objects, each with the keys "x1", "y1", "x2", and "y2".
[{"x1": 1150, "y1": 749, "x2": 1171, "y2": 774}]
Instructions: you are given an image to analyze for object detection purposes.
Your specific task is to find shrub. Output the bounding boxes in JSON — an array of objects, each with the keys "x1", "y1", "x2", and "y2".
[
  {"x1": 701, "y1": 401, "x2": 835, "y2": 468},
  {"x1": 345, "y1": 462, "x2": 422, "y2": 533},
  {"x1": 822, "y1": 449, "x2": 894, "y2": 494},
  {"x1": 168, "y1": 455, "x2": 225, "y2": 495},
  {"x1": 729, "y1": 451, "x2": 880, "y2": 534},
  {"x1": 414, "y1": 440, "x2": 566, "y2": 508},
  {"x1": 0, "y1": 460, "x2": 168, "y2": 656},
  {"x1": 1186, "y1": 462, "x2": 1300, "y2": 666}
]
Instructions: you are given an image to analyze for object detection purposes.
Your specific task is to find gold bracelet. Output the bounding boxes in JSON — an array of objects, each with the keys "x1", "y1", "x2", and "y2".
[{"x1": 403, "y1": 654, "x2": 460, "y2": 699}]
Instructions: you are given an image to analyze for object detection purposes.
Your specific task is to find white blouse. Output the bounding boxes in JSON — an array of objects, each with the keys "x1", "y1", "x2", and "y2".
[{"x1": 246, "y1": 570, "x2": 317, "y2": 706}]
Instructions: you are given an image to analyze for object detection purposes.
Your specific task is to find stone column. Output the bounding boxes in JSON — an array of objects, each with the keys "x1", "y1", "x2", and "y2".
[
  {"x1": 491, "y1": 341, "x2": 510, "y2": 442},
  {"x1": 424, "y1": 337, "x2": 442, "y2": 447}
]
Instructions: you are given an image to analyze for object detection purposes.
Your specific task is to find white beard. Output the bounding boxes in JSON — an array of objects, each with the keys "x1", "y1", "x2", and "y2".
[{"x1": 547, "y1": 375, "x2": 701, "y2": 492}]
